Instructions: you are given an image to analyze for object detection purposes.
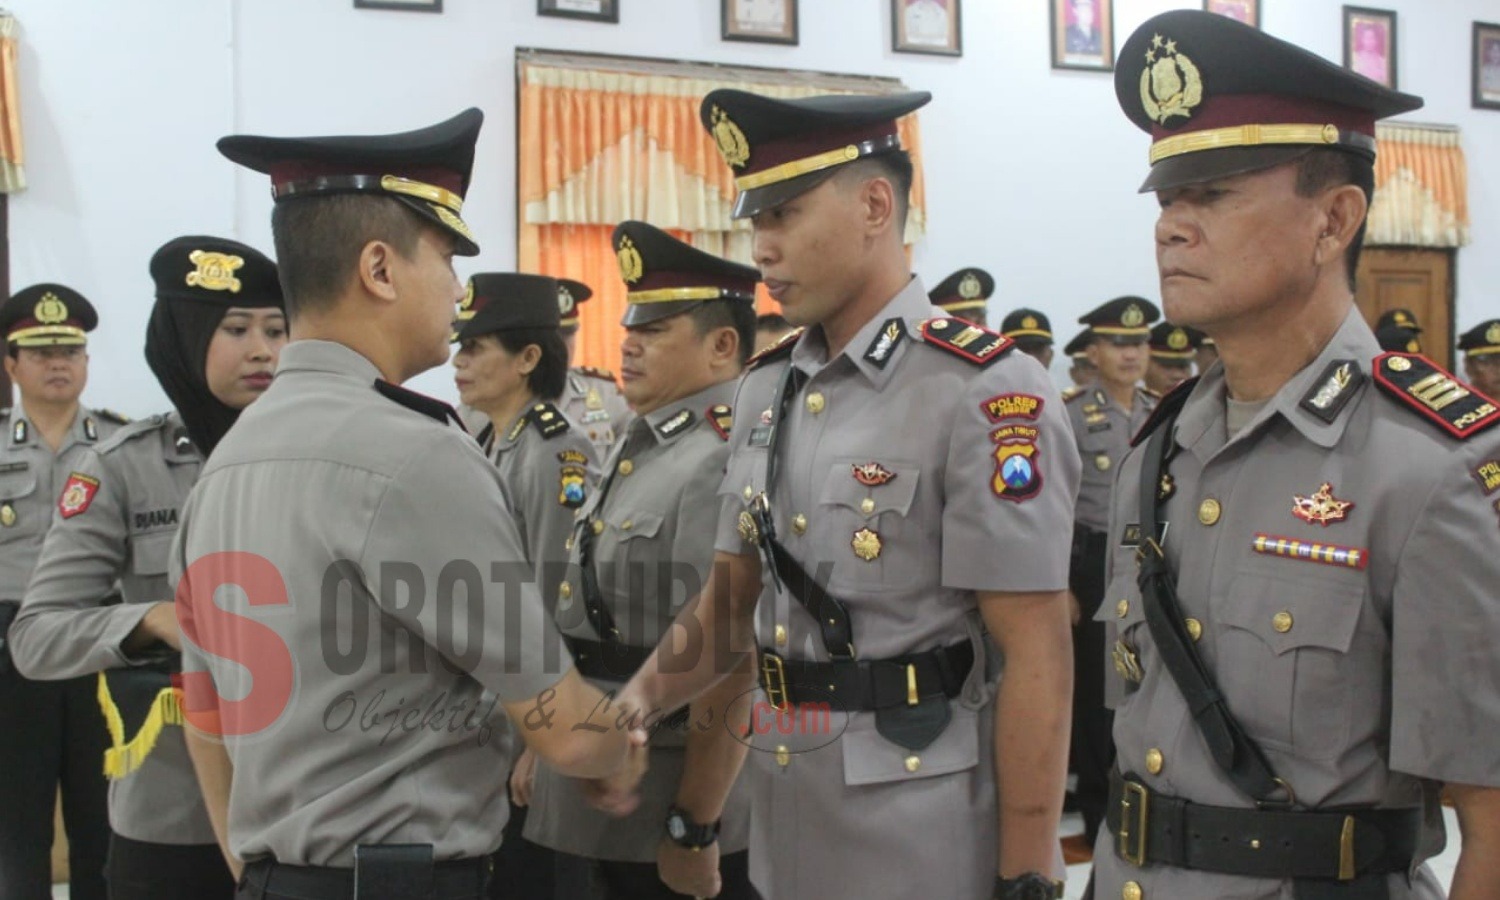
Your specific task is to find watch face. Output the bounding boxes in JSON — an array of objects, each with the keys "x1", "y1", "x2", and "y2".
[{"x1": 666, "y1": 814, "x2": 687, "y2": 841}]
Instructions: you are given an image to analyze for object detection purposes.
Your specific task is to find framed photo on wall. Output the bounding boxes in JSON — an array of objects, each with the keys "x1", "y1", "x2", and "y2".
[
  {"x1": 891, "y1": 0, "x2": 962, "y2": 57},
  {"x1": 1343, "y1": 6, "x2": 1397, "y2": 89},
  {"x1": 1473, "y1": 21, "x2": 1500, "y2": 110},
  {"x1": 1050, "y1": 0, "x2": 1114, "y2": 71},
  {"x1": 722, "y1": 0, "x2": 798, "y2": 45},
  {"x1": 353, "y1": 0, "x2": 442, "y2": 11},
  {"x1": 1202, "y1": 0, "x2": 1258, "y2": 29},
  {"x1": 538, "y1": 0, "x2": 618, "y2": 23}
]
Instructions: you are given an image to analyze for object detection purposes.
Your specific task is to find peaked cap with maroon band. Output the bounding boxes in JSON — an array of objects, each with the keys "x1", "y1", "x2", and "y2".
[
  {"x1": 218, "y1": 108, "x2": 484, "y2": 255},
  {"x1": 0, "y1": 284, "x2": 97, "y2": 347},
  {"x1": 1116, "y1": 10, "x2": 1421, "y2": 192},
  {"x1": 611, "y1": 221, "x2": 759, "y2": 327},
  {"x1": 699, "y1": 89, "x2": 931, "y2": 218}
]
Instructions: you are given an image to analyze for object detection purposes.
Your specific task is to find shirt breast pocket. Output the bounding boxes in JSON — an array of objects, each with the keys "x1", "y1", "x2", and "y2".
[
  {"x1": 131, "y1": 531, "x2": 175, "y2": 578},
  {"x1": 817, "y1": 460, "x2": 921, "y2": 591},
  {"x1": 602, "y1": 510, "x2": 668, "y2": 612},
  {"x1": 1217, "y1": 569, "x2": 1366, "y2": 760},
  {"x1": 0, "y1": 467, "x2": 39, "y2": 537}
]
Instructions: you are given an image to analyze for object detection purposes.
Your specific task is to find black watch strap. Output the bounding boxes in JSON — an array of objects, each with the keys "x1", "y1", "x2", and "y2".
[
  {"x1": 994, "y1": 872, "x2": 1063, "y2": 900},
  {"x1": 664, "y1": 805, "x2": 720, "y2": 849}
]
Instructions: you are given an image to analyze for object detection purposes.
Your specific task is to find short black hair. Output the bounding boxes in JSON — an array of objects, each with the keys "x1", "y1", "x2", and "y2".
[
  {"x1": 491, "y1": 327, "x2": 570, "y2": 402},
  {"x1": 270, "y1": 195, "x2": 428, "y2": 318},
  {"x1": 688, "y1": 299, "x2": 757, "y2": 367},
  {"x1": 835, "y1": 150, "x2": 914, "y2": 231},
  {"x1": 1294, "y1": 149, "x2": 1374, "y2": 291},
  {"x1": 756, "y1": 312, "x2": 790, "y2": 333}
]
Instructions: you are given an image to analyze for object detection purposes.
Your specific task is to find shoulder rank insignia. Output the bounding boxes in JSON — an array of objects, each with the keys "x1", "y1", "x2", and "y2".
[
  {"x1": 1061, "y1": 386, "x2": 1087, "y2": 403},
  {"x1": 1372, "y1": 353, "x2": 1500, "y2": 439},
  {"x1": 94, "y1": 408, "x2": 130, "y2": 426},
  {"x1": 528, "y1": 402, "x2": 571, "y2": 439},
  {"x1": 1131, "y1": 376, "x2": 1199, "y2": 447},
  {"x1": 863, "y1": 318, "x2": 907, "y2": 370},
  {"x1": 658, "y1": 408, "x2": 695, "y2": 439},
  {"x1": 747, "y1": 327, "x2": 803, "y2": 369},
  {"x1": 12, "y1": 418, "x2": 27, "y2": 445},
  {"x1": 707, "y1": 404, "x2": 732, "y2": 441},
  {"x1": 919, "y1": 318, "x2": 1012, "y2": 367},
  {"x1": 576, "y1": 365, "x2": 619, "y2": 385},
  {"x1": 83, "y1": 417, "x2": 99, "y2": 442},
  {"x1": 1299, "y1": 359, "x2": 1365, "y2": 425},
  {"x1": 1140, "y1": 386, "x2": 1162, "y2": 401},
  {"x1": 374, "y1": 380, "x2": 465, "y2": 428}
]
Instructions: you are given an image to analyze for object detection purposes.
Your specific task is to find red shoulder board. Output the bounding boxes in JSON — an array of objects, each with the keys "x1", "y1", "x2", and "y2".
[
  {"x1": 747, "y1": 328, "x2": 803, "y2": 369},
  {"x1": 1130, "y1": 376, "x2": 1199, "y2": 447},
  {"x1": 706, "y1": 404, "x2": 732, "y2": 441},
  {"x1": 918, "y1": 318, "x2": 1013, "y2": 367},
  {"x1": 1372, "y1": 353, "x2": 1500, "y2": 439}
]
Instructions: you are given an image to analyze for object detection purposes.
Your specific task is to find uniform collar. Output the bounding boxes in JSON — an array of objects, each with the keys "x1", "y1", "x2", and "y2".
[
  {"x1": 790, "y1": 276, "x2": 934, "y2": 387},
  {"x1": 275, "y1": 339, "x2": 385, "y2": 384},
  {"x1": 8, "y1": 405, "x2": 97, "y2": 450},
  {"x1": 1175, "y1": 307, "x2": 1376, "y2": 454},
  {"x1": 632, "y1": 378, "x2": 738, "y2": 448}
]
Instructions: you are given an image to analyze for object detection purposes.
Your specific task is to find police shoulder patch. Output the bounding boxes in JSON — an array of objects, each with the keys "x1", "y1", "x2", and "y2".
[
  {"x1": 747, "y1": 328, "x2": 803, "y2": 369},
  {"x1": 1372, "y1": 353, "x2": 1500, "y2": 440},
  {"x1": 918, "y1": 318, "x2": 1013, "y2": 367},
  {"x1": 707, "y1": 404, "x2": 733, "y2": 441},
  {"x1": 527, "y1": 402, "x2": 572, "y2": 439},
  {"x1": 1131, "y1": 376, "x2": 1199, "y2": 447}
]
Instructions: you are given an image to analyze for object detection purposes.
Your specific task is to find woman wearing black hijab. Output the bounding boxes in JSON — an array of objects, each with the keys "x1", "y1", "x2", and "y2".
[{"x1": 9, "y1": 236, "x2": 285, "y2": 899}]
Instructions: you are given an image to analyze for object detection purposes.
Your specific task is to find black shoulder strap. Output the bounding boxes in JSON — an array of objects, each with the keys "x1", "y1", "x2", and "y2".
[
  {"x1": 373, "y1": 380, "x2": 466, "y2": 430},
  {"x1": 1136, "y1": 403, "x2": 1290, "y2": 805},
  {"x1": 1131, "y1": 376, "x2": 1198, "y2": 447},
  {"x1": 527, "y1": 402, "x2": 571, "y2": 439}
]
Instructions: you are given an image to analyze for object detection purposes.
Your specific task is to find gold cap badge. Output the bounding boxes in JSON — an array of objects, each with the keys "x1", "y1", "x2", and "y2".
[
  {"x1": 186, "y1": 251, "x2": 245, "y2": 293},
  {"x1": 1167, "y1": 328, "x2": 1189, "y2": 350},
  {"x1": 1122, "y1": 303, "x2": 1146, "y2": 328},
  {"x1": 1488, "y1": 323, "x2": 1500, "y2": 345},
  {"x1": 1022, "y1": 315, "x2": 1039, "y2": 330},
  {"x1": 617, "y1": 236, "x2": 644, "y2": 285},
  {"x1": 958, "y1": 273, "x2": 982, "y2": 300},
  {"x1": 1141, "y1": 34, "x2": 1203, "y2": 126},
  {"x1": 710, "y1": 106, "x2": 751, "y2": 170},
  {"x1": 34, "y1": 292, "x2": 69, "y2": 325}
]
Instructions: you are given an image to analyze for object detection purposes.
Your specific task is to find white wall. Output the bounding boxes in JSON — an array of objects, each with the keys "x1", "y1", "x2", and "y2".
[{"x1": 9, "y1": 0, "x2": 1500, "y2": 412}]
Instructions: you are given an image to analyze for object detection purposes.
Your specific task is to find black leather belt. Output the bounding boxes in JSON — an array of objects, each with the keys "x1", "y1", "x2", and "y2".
[
  {"x1": 1106, "y1": 771, "x2": 1420, "y2": 881},
  {"x1": 759, "y1": 641, "x2": 973, "y2": 712},
  {"x1": 240, "y1": 856, "x2": 489, "y2": 900}
]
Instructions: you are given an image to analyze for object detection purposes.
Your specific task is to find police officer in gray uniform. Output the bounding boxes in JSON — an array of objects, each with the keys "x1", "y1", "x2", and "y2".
[
  {"x1": 930, "y1": 267, "x2": 995, "y2": 327},
  {"x1": 11, "y1": 237, "x2": 286, "y2": 899},
  {"x1": 557, "y1": 278, "x2": 633, "y2": 456},
  {"x1": 1064, "y1": 297, "x2": 1159, "y2": 850},
  {"x1": 1064, "y1": 329, "x2": 1098, "y2": 392},
  {"x1": 0, "y1": 283, "x2": 117, "y2": 900},
  {"x1": 171, "y1": 110, "x2": 644, "y2": 900},
  {"x1": 1094, "y1": 11, "x2": 1500, "y2": 898},
  {"x1": 1000, "y1": 309, "x2": 1055, "y2": 371},
  {"x1": 1459, "y1": 319, "x2": 1500, "y2": 400},
  {"x1": 525, "y1": 222, "x2": 758, "y2": 900},
  {"x1": 614, "y1": 90, "x2": 1081, "y2": 900},
  {"x1": 1144, "y1": 322, "x2": 1200, "y2": 397}
]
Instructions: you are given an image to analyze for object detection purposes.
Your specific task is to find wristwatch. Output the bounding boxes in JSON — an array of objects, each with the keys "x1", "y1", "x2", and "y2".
[
  {"x1": 993, "y1": 873, "x2": 1064, "y2": 900},
  {"x1": 664, "y1": 805, "x2": 720, "y2": 850}
]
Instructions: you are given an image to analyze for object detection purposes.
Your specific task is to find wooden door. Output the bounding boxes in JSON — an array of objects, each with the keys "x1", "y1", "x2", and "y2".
[{"x1": 1354, "y1": 247, "x2": 1455, "y2": 370}]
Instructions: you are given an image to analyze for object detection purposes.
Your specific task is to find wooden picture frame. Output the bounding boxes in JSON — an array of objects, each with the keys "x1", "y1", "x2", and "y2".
[
  {"x1": 1050, "y1": 0, "x2": 1114, "y2": 72},
  {"x1": 1473, "y1": 21, "x2": 1500, "y2": 110},
  {"x1": 1203, "y1": 0, "x2": 1258, "y2": 29},
  {"x1": 537, "y1": 0, "x2": 618, "y2": 24},
  {"x1": 722, "y1": 0, "x2": 798, "y2": 45},
  {"x1": 1343, "y1": 6, "x2": 1398, "y2": 89},
  {"x1": 354, "y1": 0, "x2": 442, "y2": 12},
  {"x1": 891, "y1": 0, "x2": 962, "y2": 57}
]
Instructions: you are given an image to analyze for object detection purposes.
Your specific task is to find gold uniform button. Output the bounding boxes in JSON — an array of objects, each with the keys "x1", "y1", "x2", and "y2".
[
  {"x1": 558, "y1": 582, "x2": 573, "y2": 601},
  {"x1": 564, "y1": 536, "x2": 574, "y2": 550},
  {"x1": 1272, "y1": 610, "x2": 1294, "y2": 633},
  {"x1": 904, "y1": 755, "x2": 921, "y2": 773},
  {"x1": 775, "y1": 746, "x2": 791, "y2": 768},
  {"x1": 617, "y1": 460, "x2": 634, "y2": 476},
  {"x1": 805, "y1": 392, "x2": 826, "y2": 414},
  {"x1": 1123, "y1": 881, "x2": 1143, "y2": 900},
  {"x1": 1145, "y1": 748, "x2": 1164, "y2": 775},
  {"x1": 774, "y1": 625, "x2": 788, "y2": 646},
  {"x1": 621, "y1": 519, "x2": 634, "y2": 531},
  {"x1": 1198, "y1": 498, "x2": 1222, "y2": 526},
  {"x1": 1185, "y1": 618, "x2": 1203, "y2": 642},
  {"x1": 743, "y1": 485, "x2": 755, "y2": 501},
  {"x1": 592, "y1": 520, "x2": 605, "y2": 535},
  {"x1": 792, "y1": 514, "x2": 808, "y2": 535},
  {"x1": 859, "y1": 498, "x2": 875, "y2": 515},
  {"x1": 1116, "y1": 599, "x2": 1130, "y2": 618}
]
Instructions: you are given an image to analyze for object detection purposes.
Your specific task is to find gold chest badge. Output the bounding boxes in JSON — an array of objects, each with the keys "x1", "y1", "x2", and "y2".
[
  {"x1": 1140, "y1": 34, "x2": 1203, "y2": 126},
  {"x1": 186, "y1": 250, "x2": 245, "y2": 293},
  {"x1": 851, "y1": 527, "x2": 882, "y2": 561}
]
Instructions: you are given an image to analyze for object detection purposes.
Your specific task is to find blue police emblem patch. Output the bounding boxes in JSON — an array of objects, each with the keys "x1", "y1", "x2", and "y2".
[
  {"x1": 990, "y1": 424, "x2": 1042, "y2": 503},
  {"x1": 559, "y1": 465, "x2": 587, "y2": 508}
]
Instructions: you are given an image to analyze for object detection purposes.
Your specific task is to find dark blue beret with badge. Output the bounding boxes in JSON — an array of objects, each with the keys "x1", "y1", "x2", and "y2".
[
  {"x1": 1116, "y1": 10, "x2": 1422, "y2": 192},
  {"x1": 0, "y1": 284, "x2": 98, "y2": 347},
  {"x1": 611, "y1": 221, "x2": 759, "y2": 327},
  {"x1": 218, "y1": 108, "x2": 484, "y2": 255},
  {"x1": 453, "y1": 273, "x2": 561, "y2": 343},
  {"x1": 699, "y1": 89, "x2": 930, "y2": 218}
]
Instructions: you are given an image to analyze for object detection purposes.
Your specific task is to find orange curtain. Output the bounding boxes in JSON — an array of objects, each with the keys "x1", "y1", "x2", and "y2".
[
  {"x1": 0, "y1": 15, "x2": 23, "y2": 193},
  {"x1": 1368, "y1": 123, "x2": 1468, "y2": 248},
  {"x1": 517, "y1": 55, "x2": 926, "y2": 373}
]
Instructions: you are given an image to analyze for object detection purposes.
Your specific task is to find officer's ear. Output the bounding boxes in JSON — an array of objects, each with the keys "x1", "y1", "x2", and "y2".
[
  {"x1": 710, "y1": 324, "x2": 741, "y2": 368},
  {"x1": 355, "y1": 240, "x2": 400, "y2": 304},
  {"x1": 1313, "y1": 183, "x2": 1368, "y2": 271},
  {"x1": 1, "y1": 351, "x2": 15, "y2": 381}
]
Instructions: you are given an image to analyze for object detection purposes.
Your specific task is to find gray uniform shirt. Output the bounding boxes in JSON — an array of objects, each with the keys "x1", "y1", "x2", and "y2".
[
  {"x1": 0, "y1": 406, "x2": 122, "y2": 599},
  {"x1": 11, "y1": 412, "x2": 210, "y2": 844},
  {"x1": 172, "y1": 340, "x2": 571, "y2": 867},
  {"x1": 1066, "y1": 385, "x2": 1156, "y2": 532},
  {"x1": 560, "y1": 367, "x2": 632, "y2": 458},
  {"x1": 526, "y1": 378, "x2": 750, "y2": 862},
  {"x1": 714, "y1": 279, "x2": 1081, "y2": 899},
  {"x1": 1091, "y1": 309, "x2": 1491, "y2": 899}
]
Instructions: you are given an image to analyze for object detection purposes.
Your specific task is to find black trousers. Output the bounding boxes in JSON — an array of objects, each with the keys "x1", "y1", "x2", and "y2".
[
  {"x1": 1069, "y1": 527, "x2": 1115, "y2": 841},
  {"x1": 106, "y1": 833, "x2": 235, "y2": 900},
  {"x1": 0, "y1": 669, "x2": 110, "y2": 900},
  {"x1": 488, "y1": 797, "x2": 594, "y2": 900},
  {"x1": 593, "y1": 851, "x2": 754, "y2": 900}
]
